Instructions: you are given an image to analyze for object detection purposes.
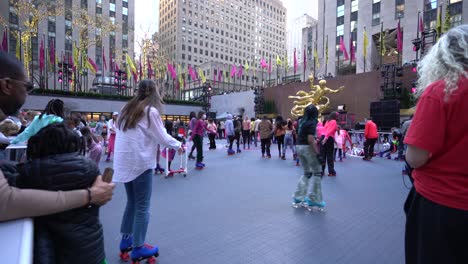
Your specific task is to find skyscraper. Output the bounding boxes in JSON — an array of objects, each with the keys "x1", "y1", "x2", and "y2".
[
  {"x1": 0, "y1": 0, "x2": 135, "y2": 91},
  {"x1": 316, "y1": 0, "x2": 466, "y2": 77},
  {"x1": 158, "y1": 0, "x2": 287, "y2": 86}
]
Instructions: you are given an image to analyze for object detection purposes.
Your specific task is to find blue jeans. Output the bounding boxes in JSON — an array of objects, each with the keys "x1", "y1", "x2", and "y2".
[{"x1": 120, "y1": 169, "x2": 153, "y2": 247}]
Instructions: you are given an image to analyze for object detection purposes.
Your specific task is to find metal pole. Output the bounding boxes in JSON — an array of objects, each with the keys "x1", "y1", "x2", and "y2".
[
  {"x1": 380, "y1": 21, "x2": 383, "y2": 67},
  {"x1": 416, "y1": 11, "x2": 420, "y2": 61}
]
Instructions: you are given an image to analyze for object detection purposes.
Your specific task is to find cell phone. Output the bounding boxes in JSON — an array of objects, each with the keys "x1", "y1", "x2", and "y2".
[{"x1": 102, "y1": 167, "x2": 114, "y2": 183}]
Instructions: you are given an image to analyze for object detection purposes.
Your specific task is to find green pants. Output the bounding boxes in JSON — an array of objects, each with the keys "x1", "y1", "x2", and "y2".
[
  {"x1": 293, "y1": 145, "x2": 323, "y2": 203},
  {"x1": 193, "y1": 135, "x2": 203, "y2": 163}
]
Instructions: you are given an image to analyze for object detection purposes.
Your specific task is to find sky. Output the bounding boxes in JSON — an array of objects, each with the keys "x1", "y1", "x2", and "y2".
[{"x1": 134, "y1": 0, "x2": 318, "y2": 54}]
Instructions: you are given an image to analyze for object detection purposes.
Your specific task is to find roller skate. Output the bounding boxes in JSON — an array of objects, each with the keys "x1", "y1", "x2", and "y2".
[
  {"x1": 227, "y1": 148, "x2": 235, "y2": 155},
  {"x1": 195, "y1": 162, "x2": 204, "y2": 170},
  {"x1": 130, "y1": 244, "x2": 159, "y2": 264},
  {"x1": 291, "y1": 198, "x2": 303, "y2": 208},
  {"x1": 237, "y1": 148, "x2": 242, "y2": 153},
  {"x1": 154, "y1": 164, "x2": 165, "y2": 175},
  {"x1": 281, "y1": 155, "x2": 286, "y2": 160},
  {"x1": 304, "y1": 197, "x2": 326, "y2": 212},
  {"x1": 267, "y1": 154, "x2": 272, "y2": 159},
  {"x1": 188, "y1": 154, "x2": 196, "y2": 160},
  {"x1": 119, "y1": 236, "x2": 133, "y2": 262}
]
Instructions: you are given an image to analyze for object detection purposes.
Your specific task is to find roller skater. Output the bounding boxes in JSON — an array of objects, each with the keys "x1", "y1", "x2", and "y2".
[
  {"x1": 258, "y1": 115, "x2": 273, "y2": 158},
  {"x1": 292, "y1": 105, "x2": 326, "y2": 211},
  {"x1": 225, "y1": 114, "x2": 236, "y2": 156},
  {"x1": 190, "y1": 111, "x2": 207, "y2": 167}
]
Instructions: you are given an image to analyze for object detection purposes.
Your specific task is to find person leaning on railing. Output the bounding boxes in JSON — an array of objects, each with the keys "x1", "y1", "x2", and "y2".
[{"x1": 0, "y1": 51, "x2": 115, "y2": 222}]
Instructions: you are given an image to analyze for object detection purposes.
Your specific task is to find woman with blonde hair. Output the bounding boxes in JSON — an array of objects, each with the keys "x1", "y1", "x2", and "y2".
[
  {"x1": 404, "y1": 25, "x2": 468, "y2": 263},
  {"x1": 113, "y1": 80, "x2": 183, "y2": 263}
]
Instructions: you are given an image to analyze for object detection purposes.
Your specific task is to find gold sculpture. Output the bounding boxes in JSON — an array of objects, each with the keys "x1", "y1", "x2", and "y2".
[{"x1": 289, "y1": 75, "x2": 344, "y2": 117}]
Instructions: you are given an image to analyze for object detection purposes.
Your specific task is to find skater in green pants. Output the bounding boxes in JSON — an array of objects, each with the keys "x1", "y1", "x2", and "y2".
[{"x1": 292, "y1": 104, "x2": 325, "y2": 210}]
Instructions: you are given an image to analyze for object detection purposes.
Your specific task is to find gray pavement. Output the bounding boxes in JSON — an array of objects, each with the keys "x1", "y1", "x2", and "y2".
[{"x1": 99, "y1": 140, "x2": 409, "y2": 264}]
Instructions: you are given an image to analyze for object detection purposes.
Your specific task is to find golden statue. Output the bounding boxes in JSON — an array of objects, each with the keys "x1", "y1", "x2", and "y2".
[{"x1": 289, "y1": 75, "x2": 344, "y2": 117}]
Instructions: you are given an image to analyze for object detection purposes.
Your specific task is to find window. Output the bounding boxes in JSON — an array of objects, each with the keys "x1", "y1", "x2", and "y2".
[
  {"x1": 123, "y1": 7, "x2": 128, "y2": 15},
  {"x1": 336, "y1": 16, "x2": 344, "y2": 26},
  {"x1": 336, "y1": 25, "x2": 344, "y2": 37},
  {"x1": 424, "y1": 0, "x2": 437, "y2": 11},
  {"x1": 337, "y1": 4, "x2": 344, "y2": 17},
  {"x1": 395, "y1": 0, "x2": 405, "y2": 19},
  {"x1": 110, "y1": 3, "x2": 116, "y2": 12},
  {"x1": 351, "y1": 11, "x2": 358, "y2": 22},
  {"x1": 351, "y1": 0, "x2": 359, "y2": 12},
  {"x1": 372, "y1": 2, "x2": 381, "y2": 25}
]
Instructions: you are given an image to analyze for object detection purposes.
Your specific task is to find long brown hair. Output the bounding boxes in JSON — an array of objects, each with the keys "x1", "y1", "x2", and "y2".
[{"x1": 118, "y1": 79, "x2": 163, "y2": 131}]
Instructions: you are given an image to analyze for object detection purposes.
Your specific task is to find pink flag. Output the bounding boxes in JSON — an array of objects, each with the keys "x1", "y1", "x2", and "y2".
[
  {"x1": 132, "y1": 71, "x2": 138, "y2": 83},
  {"x1": 102, "y1": 46, "x2": 107, "y2": 71},
  {"x1": 350, "y1": 34, "x2": 355, "y2": 62},
  {"x1": 167, "y1": 63, "x2": 176, "y2": 79},
  {"x1": 397, "y1": 20, "x2": 403, "y2": 52},
  {"x1": 293, "y1": 48, "x2": 298, "y2": 73},
  {"x1": 87, "y1": 57, "x2": 98, "y2": 73},
  {"x1": 49, "y1": 40, "x2": 55, "y2": 66},
  {"x1": 237, "y1": 65, "x2": 243, "y2": 78},
  {"x1": 188, "y1": 65, "x2": 197, "y2": 80},
  {"x1": 218, "y1": 69, "x2": 222, "y2": 82},
  {"x1": 230, "y1": 64, "x2": 237, "y2": 77},
  {"x1": 1, "y1": 28, "x2": 8, "y2": 52},
  {"x1": 339, "y1": 37, "x2": 349, "y2": 61},
  {"x1": 419, "y1": 16, "x2": 424, "y2": 33},
  {"x1": 148, "y1": 59, "x2": 153, "y2": 79},
  {"x1": 213, "y1": 68, "x2": 216, "y2": 84},
  {"x1": 39, "y1": 37, "x2": 45, "y2": 72},
  {"x1": 260, "y1": 58, "x2": 268, "y2": 69}
]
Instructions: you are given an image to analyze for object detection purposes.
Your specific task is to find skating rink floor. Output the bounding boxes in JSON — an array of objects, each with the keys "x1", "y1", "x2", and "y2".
[{"x1": 100, "y1": 140, "x2": 408, "y2": 264}]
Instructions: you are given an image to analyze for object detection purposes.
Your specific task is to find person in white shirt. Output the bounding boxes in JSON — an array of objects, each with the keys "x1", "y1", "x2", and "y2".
[
  {"x1": 254, "y1": 118, "x2": 261, "y2": 147},
  {"x1": 113, "y1": 80, "x2": 183, "y2": 262}
]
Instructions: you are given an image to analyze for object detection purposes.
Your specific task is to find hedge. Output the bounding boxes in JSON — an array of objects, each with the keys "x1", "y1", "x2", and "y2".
[{"x1": 30, "y1": 89, "x2": 205, "y2": 106}]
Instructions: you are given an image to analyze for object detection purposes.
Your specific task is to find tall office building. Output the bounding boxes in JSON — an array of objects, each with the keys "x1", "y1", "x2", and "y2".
[
  {"x1": 158, "y1": 0, "x2": 287, "y2": 85},
  {"x1": 286, "y1": 14, "x2": 317, "y2": 67},
  {"x1": 316, "y1": 0, "x2": 466, "y2": 76},
  {"x1": 0, "y1": 0, "x2": 135, "y2": 91}
]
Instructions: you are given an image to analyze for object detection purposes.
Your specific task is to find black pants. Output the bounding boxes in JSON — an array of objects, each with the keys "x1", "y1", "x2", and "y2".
[
  {"x1": 234, "y1": 132, "x2": 241, "y2": 150},
  {"x1": 261, "y1": 138, "x2": 271, "y2": 156},
  {"x1": 208, "y1": 133, "x2": 216, "y2": 149},
  {"x1": 320, "y1": 137, "x2": 336, "y2": 174},
  {"x1": 363, "y1": 138, "x2": 377, "y2": 159},
  {"x1": 334, "y1": 148, "x2": 342, "y2": 160},
  {"x1": 228, "y1": 135, "x2": 235, "y2": 150},
  {"x1": 405, "y1": 189, "x2": 468, "y2": 264},
  {"x1": 242, "y1": 130, "x2": 251, "y2": 148},
  {"x1": 276, "y1": 135, "x2": 285, "y2": 156},
  {"x1": 193, "y1": 135, "x2": 203, "y2": 163}
]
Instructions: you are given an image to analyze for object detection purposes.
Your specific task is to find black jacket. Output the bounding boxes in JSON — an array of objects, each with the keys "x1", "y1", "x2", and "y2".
[{"x1": 18, "y1": 153, "x2": 105, "y2": 264}]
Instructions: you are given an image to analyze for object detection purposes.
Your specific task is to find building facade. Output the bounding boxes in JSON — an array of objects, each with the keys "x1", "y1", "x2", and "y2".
[
  {"x1": 316, "y1": 0, "x2": 466, "y2": 77},
  {"x1": 158, "y1": 0, "x2": 287, "y2": 86},
  {"x1": 0, "y1": 0, "x2": 135, "y2": 91},
  {"x1": 286, "y1": 14, "x2": 317, "y2": 67}
]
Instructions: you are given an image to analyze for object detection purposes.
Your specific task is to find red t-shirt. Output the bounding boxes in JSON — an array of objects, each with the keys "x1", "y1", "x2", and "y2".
[
  {"x1": 404, "y1": 77, "x2": 468, "y2": 210},
  {"x1": 364, "y1": 121, "x2": 378, "y2": 139}
]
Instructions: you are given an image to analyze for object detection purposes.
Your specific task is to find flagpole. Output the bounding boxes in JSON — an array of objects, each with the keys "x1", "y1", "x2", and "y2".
[
  {"x1": 416, "y1": 11, "x2": 421, "y2": 61},
  {"x1": 269, "y1": 54, "x2": 271, "y2": 87},
  {"x1": 380, "y1": 21, "x2": 383, "y2": 68},
  {"x1": 363, "y1": 27, "x2": 366, "y2": 73},
  {"x1": 398, "y1": 18, "x2": 401, "y2": 67},
  {"x1": 325, "y1": 35, "x2": 328, "y2": 76}
]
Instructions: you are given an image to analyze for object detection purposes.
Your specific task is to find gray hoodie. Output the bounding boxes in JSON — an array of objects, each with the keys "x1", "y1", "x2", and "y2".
[{"x1": 225, "y1": 114, "x2": 235, "y2": 136}]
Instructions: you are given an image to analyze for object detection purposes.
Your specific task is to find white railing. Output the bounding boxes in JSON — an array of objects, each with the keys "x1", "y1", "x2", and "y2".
[{"x1": 0, "y1": 218, "x2": 33, "y2": 264}]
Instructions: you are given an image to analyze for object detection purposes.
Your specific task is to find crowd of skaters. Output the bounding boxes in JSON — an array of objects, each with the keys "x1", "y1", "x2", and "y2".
[{"x1": 0, "y1": 24, "x2": 468, "y2": 264}]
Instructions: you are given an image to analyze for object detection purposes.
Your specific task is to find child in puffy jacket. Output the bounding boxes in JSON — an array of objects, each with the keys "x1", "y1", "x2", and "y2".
[
  {"x1": 17, "y1": 123, "x2": 106, "y2": 264},
  {"x1": 334, "y1": 127, "x2": 344, "y2": 162}
]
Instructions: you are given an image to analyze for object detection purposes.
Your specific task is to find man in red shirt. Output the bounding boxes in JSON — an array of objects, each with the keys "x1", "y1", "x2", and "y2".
[
  {"x1": 363, "y1": 117, "x2": 378, "y2": 160},
  {"x1": 403, "y1": 25, "x2": 468, "y2": 263}
]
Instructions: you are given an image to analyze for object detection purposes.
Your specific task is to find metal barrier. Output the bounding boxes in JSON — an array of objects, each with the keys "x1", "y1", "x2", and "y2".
[
  {"x1": 348, "y1": 130, "x2": 393, "y2": 153},
  {"x1": 0, "y1": 218, "x2": 33, "y2": 263}
]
